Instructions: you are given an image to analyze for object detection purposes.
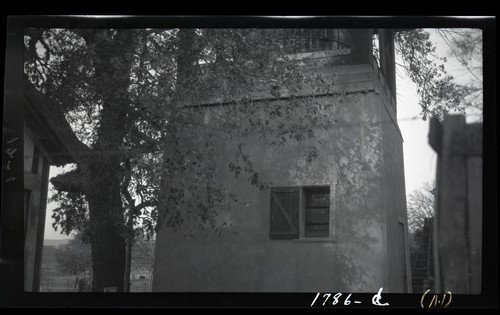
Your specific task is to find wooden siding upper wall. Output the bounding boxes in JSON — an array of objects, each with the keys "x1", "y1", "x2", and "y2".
[{"x1": 178, "y1": 62, "x2": 378, "y2": 108}]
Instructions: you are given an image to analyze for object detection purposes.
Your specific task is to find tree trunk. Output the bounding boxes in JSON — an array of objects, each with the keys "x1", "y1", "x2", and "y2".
[
  {"x1": 87, "y1": 165, "x2": 127, "y2": 292},
  {"x1": 124, "y1": 239, "x2": 132, "y2": 292},
  {"x1": 124, "y1": 208, "x2": 134, "y2": 292},
  {"x1": 157, "y1": 29, "x2": 198, "y2": 229},
  {"x1": 36, "y1": 29, "x2": 140, "y2": 293},
  {"x1": 83, "y1": 29, "x2": 138, "y2": 292}
]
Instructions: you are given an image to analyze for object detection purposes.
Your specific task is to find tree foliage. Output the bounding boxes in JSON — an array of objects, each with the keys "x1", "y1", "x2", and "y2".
[
  {"x1": 50, "y1": 188, "x2": 91, "y2": 243},
  {"x1": 54, "y1": 236, "x2": 92, "y2": 291},
  {"x1": 395, "y1": 29, "x2": 469, "y2": 120},
  {"x1": 435, "y1": 28, "x2": 483, "y2": 112},
  {"x1": 407, "y1": 182, "x2": 435, "y2": 235}
]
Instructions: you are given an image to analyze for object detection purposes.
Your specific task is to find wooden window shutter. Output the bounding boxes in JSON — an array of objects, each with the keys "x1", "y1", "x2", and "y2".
[{"x1": 270, "y1": 187, "x2": 299, "y2": 239}]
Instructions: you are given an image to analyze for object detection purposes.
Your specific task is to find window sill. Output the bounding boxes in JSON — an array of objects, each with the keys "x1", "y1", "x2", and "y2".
[{"x1": 293, "y1": 238, "x2": 336, "y2": 243}]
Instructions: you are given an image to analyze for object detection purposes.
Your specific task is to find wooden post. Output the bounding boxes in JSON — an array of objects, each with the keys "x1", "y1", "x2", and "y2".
[{"x1": 33, "y1": 158, "x2": 51, "y2": 292}]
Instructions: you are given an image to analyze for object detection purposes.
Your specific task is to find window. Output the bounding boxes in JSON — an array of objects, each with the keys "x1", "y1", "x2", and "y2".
[
  {"x1": 270, "y1": 186, "x2": 330, "y2": 239},
  {"x1": 304, "y1": 188, "x2": 330, "y2": 238}
]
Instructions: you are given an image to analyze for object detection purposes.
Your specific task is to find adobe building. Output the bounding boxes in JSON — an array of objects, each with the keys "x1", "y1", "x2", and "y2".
[{"x1": 152, "y1": 29, "x2": 410, "y2": 292}]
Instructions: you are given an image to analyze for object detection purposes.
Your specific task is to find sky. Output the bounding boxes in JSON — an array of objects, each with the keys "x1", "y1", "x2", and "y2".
[
  {"x1": 42, "y1": 29, "x2": 482, "y2": 240},
  {"x1": 397, "y1": 75, "x2": 437, "y2": 196},
  {"x1": 397, "y1": 29, "x2": 482, "y2": 196}
]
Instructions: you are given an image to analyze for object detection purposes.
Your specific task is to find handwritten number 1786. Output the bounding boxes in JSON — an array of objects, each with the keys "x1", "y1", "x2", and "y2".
[
  {"x1": 311, "y1": 292, "x2": 354, "y2": 306},
  {"x1": 311, "y1": 287, "x2": 389, "y2": 307}
]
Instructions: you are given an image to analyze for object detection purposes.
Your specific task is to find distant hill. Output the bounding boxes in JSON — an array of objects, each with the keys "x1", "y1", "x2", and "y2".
[{"x1": 44, "y1": 239, "x2": 71, "y2": 248}]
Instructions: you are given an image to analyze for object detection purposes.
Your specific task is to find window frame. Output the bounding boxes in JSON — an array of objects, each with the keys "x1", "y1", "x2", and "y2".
[
  {"x1": 270, "y1": 185, "x2": 335, "y2": 242},
  {"x1": 302, "y1": 186, "x2": 331, "y2": 238}
]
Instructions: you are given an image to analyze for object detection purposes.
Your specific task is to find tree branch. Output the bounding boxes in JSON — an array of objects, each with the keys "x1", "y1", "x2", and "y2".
[
  {"x1": 120, "y1": 159, "x2": 156, "y2": 214},
  {"x1": 129, "y1": 127, "x2": 161, "y2": 153},
  {"x1": 135, "y1": 201, "x2": 155, "y2": 212},
  {"x1": 121, "y1": 158, "x2": 135, "y2": 213}
]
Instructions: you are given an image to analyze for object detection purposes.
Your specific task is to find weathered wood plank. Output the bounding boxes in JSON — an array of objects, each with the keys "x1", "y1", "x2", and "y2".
[
  {"x1": 24, "y1": 189, "x2": 41, "y2": 291},
  {"x1": 178, "y1": 63, "x2": 377, "y2": 108}
]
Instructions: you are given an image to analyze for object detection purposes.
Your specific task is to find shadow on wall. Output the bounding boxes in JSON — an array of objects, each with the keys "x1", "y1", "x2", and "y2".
[
  {"x1": 280, "y1": 93, "x2": 385, "y2": 291},
  {"x1": 153, "y1": 89, "x2": 391, "y2": 292}
]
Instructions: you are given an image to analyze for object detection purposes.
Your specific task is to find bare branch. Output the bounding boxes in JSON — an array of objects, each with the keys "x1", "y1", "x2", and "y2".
[
  {"x1": 121, "y1": 159, "x2": 135, "y2": 211},
  {"x1": 135, "y1": 201, "x2": 155, "y2": 212},
  {"x1": 436, "y1": 29, "x2": 483, "y2": 83}
]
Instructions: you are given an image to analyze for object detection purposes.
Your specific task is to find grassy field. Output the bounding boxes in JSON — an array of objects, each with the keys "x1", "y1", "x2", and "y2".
[
  {"x1": 40, "y1": 243, "x2": 152, "y2": 292},
  {"x1": 40, "y1": 263, "x2": 80, "y2": 292}
]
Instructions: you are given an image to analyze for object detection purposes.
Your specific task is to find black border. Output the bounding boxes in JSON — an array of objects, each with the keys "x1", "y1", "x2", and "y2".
[{"x1": 1, "y1": 14, "x2": 497, "y2": 309}]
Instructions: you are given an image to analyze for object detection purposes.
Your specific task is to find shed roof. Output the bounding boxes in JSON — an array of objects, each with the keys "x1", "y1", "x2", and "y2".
[{"x1": 24, "y1": 81, "x2": 75, "y2": 166}]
